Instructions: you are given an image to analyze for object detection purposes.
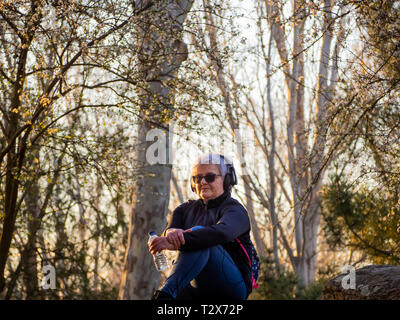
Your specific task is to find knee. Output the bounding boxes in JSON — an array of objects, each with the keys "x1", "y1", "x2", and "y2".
[
  {"x1": 208, "y1": 244, "x2": 227, "y2": 255},
  {"x1": 177, "y1": 247, "x2": 210, "y2": 261},
  {"x1": 177, "y1": 244, "x2": 224, "y2": 261}
]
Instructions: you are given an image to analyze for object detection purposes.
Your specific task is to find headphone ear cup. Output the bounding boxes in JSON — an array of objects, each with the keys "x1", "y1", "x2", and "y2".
[
  {"x1": 230, "y1": 166, "x2": 237, "y2": 185},
  {"x1": 223, "y1": 164, "x2": 238, "y2": 191},
  {"x1": 223, "y1": 174, "x2": 231, "y2": 192}
]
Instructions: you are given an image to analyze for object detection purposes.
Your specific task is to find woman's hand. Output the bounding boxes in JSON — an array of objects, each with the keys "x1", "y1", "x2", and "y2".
[
  {"x1": 165, "y1": 228, "x2": 185, "y2": 249},
  {"x1": 148, "y1": 236, "x2": 175, "y2": 254}
]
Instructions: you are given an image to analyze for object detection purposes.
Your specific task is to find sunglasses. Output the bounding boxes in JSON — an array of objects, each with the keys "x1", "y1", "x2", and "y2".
[{"x1": 191, "y1": 173, "x2": 222, "y2": 184}]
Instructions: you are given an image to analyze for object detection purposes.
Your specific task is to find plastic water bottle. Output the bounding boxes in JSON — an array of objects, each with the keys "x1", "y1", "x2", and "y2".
[{"x1": 148, "y1": 231, "x2": 169, "y2": 271}]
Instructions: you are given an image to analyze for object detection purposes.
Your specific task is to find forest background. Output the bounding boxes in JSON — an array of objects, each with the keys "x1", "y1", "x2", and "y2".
[{"x1": 0, "y1": 0, "x2": 399, "y2": 300}]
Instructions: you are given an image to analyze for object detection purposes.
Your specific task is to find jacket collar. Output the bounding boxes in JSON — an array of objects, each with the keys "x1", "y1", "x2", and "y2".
[{"x1": 199, "y1": 191, "x2": 231, "y2": 208}]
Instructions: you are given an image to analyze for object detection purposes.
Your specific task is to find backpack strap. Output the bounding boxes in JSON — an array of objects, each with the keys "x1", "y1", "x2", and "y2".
[{"x1": 235, "y1": 238, "x2": 259, "y2": 289}]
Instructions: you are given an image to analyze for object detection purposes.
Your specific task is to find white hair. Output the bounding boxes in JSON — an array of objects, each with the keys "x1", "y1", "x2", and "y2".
[{"x1": 191, "y1": 153, "x2": 232, "y2": 178}]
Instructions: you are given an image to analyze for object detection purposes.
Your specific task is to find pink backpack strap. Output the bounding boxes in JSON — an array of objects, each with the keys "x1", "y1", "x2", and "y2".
[{"x1": 236, "y1": 238, "x2": 259, "y2": 289}]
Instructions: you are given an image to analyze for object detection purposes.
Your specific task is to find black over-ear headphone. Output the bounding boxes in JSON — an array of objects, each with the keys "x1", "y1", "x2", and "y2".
[
  {"x1": 220, "y1": 154, "x2": 238, "y2": 192},
  {"x1": 190, "y1": 154, "x2": 237, "y2": 192}
]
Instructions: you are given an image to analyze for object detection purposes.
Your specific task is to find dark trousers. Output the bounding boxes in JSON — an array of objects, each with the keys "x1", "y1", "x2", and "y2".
[{"x1": 160, "y1": 244, "x2": 247, "y2": 300}]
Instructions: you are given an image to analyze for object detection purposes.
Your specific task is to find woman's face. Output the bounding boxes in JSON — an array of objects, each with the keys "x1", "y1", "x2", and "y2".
[{"x1": 191, "y1": 164, "x2": 224, "y2": 203}]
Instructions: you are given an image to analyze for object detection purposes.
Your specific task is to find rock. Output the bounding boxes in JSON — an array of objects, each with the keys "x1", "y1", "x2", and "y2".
[{"x1": 322, "y1": 264, "x2": 400, "y2": 300}]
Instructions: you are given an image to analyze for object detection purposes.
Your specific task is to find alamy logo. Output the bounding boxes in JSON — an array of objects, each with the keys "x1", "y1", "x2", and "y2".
[
  {"x1": 42, "y1": 265, "x2": 56, "y2": 290},
  {"x1": 144, "y1": 121, "x2": 256, "y2": 175},
  {"x1": 341, "y1": 265, "x2": 356, "y2": 290}
]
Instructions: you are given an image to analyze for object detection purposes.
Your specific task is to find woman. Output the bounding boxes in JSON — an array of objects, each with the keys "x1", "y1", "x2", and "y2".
[{"x1": 149, "y1": 153, "x2": 255, "y2": 300}]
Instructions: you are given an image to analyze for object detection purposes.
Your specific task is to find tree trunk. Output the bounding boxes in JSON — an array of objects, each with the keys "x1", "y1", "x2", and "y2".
[
  {"x1": 0, "y1": 87, "x2": 25, "y2": 295},
  {"x1": 22, "y1": 179, "x2": 41, "y2": 299},
  {"x1": 54, "y1": 183, "x2": 67, "y2": 300},
  {"x1": 93, "y1": 179, "x2": 103, "y2": 295},
  {"x1": 119, "y1": 0, "x2": 194, "y2": 300},
  {"x1": 262, "y1": 0, "x2": 339, "y2": 286},
  {"x1": 265, "y1": 23, "x2": 280, "y2": 270},
  {"x1": 301, "y1": 0, "x2": 334, "y2": 285}
]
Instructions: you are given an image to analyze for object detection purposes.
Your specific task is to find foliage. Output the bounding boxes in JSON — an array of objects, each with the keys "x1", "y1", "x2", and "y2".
[
  {"x1": 1, "y1": 0, "x2": 399, "y2": 300},
  {"x1": 0, "y1": 0, "x2": 206, "y2": 299},
  {"x1": 353, "y1": 0, "x2": 400, "y2": 82},
  {"x1": 321, "y1": 172, "x2": 400, "y2": 264},
  {"x1": 321, "y1": 0, "x2": 400, "y2": 268},
  {"x1": 0, "y1": 0, "x2": 140, "y2": 299},
  {"x1": 249, "y1": 252, "x2": 327, "y2": 300}
]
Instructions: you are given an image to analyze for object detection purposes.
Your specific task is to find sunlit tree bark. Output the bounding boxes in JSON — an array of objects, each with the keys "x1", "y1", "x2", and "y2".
[
  {"x1": 262, "y1": 0, "x2": 344, "y2": 285},
  {"x1": 119, "y1": 0, "x2": 194, "y2": 300}
]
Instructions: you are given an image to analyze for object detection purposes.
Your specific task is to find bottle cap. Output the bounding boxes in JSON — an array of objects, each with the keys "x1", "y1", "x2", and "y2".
[{"x1": 149, "y1": 231, "x2": 156, "y2": 236}]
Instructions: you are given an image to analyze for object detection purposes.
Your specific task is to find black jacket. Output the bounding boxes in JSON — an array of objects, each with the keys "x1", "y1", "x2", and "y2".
[{"x1": 165, "y1": 191, "x2": 253, "y2": 296}]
